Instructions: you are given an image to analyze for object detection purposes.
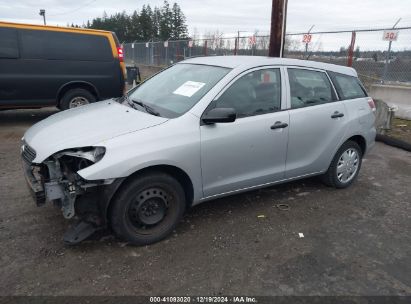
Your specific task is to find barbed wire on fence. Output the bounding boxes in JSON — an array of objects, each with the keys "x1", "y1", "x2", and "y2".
[{"x1": 123, "y1": 27, "x2": 411, "y2": 89}]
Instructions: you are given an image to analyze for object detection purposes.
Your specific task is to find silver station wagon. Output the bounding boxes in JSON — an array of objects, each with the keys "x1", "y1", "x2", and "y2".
[{"x1": 21, "y1": 56, "x2": 376, "y2": 245}]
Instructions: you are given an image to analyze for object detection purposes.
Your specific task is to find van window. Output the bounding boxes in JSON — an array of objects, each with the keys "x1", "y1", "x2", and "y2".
[
  {"x1": 288, "y1": 68, "x2": 335, "y2": 109},
  {"x1": 0, "y1": 28, "x2": 19, "y2": 59},
  {"x1": 19, "y1": 29, "x2": 112, "y2": 61},
  {"x1": 330, "y1": 72, "x2": 367, "y2": 100}
]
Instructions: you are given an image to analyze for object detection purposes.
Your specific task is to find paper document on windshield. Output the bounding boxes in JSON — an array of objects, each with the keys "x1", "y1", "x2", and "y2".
[{"x1": 173, "y1": 81, "x2": 206, "y2": 97}]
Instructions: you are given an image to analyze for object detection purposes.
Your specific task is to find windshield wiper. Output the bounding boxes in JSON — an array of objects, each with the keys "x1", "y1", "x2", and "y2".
[
  {"x1": 123, "y1": 93, "x2": 137, "y2": 109},
  {"x1": 131, "y1": 99, "x2": 160, "y2": 116}
]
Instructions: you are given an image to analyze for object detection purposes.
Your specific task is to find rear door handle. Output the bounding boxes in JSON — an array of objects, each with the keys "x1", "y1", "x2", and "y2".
[
  {"x1": 270, "y1": 121, "x2": 288, "y2": 130},
  {"x1": 331, "y1": 112, "x2": 344, "y2": 119}
]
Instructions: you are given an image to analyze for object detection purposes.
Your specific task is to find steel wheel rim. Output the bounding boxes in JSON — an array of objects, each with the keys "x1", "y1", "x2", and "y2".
[
  {"x1": 69, "y1": 96, "x2": 89, "y2": 108},
  {"x1": 336, "y1": 148, "x2": 359, "y2": 183},
  {"x1": 128, "y1": 187, "x2": 169, "y2": 230}
]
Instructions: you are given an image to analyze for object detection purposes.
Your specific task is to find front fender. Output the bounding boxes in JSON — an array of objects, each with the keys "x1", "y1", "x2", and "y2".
[{"x1": 77, "y1": 113, "x2": 203, "y2": 202}]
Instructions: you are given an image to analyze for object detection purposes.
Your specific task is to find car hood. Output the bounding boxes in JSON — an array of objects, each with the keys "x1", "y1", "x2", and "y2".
[{"x1": 24, "y1": 100, "x2": 168, "y2": 163}]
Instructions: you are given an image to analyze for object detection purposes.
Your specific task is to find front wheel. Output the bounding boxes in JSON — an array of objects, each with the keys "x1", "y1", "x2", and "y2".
[
  {"x1": 321, "y1": 140, "x2": 362, "y2": 189},
  {"x1": 110, "y1": 172, "x2": 186, "y2": 245}
]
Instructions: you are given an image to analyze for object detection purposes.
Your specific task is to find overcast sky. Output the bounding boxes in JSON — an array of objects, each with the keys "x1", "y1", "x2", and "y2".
[{"x1": 1, "y1": 0, "x2": 411, "y2": 50}]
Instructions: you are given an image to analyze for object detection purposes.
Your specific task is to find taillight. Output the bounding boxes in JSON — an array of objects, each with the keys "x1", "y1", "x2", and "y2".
[
  {"x1": 117, "y1": 47, "x2": 124, "y2": 62},
  {"x1": 367, "y1": 97, "x2": 376, "y2": 112}
]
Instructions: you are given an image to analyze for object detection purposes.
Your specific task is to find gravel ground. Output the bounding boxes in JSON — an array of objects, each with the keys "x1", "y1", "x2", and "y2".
[
  {"x1": 0, "y1": 107, "x2": 410, "y2": 296},
  {"x1": 386, "y1": 118, "x2": 411, "y2": 144}
]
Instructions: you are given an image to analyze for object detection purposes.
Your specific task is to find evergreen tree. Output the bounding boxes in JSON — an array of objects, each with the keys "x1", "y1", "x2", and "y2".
[
  {"x1": 85, "y1": 2, "x2": 189, "y2": 42},
  {"x1": 159, "y1": 1, "x2": 173, "y2": 40},
  {"x1": 130, "y1": 10, "x2": 141, "y2": 41},
  {"x1": 171, "y1": 2, "x2": 188, "y2": 39},
  {"x1": 152, "y1": 7, "x2": 161, "y2": 39},
  {"x1": 139, "y1": 5, "x2": 153, "y2": 41}
]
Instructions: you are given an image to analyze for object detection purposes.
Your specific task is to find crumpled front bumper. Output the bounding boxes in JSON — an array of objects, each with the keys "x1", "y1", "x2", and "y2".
[
  {"x1": 22, "y1": 159, "x2": 46, "y2": 206},
  {"x1": 21, "y1": 141, "x2": 77, "y2": 216},
  {"x1": 21, "y1": 142, "x2": 126, "y2": 243},
  {"x1": 21, "y1": 154, "x2": 81, "y2": 219},
  {"x1": 21, "y1": 142, "x2": 123, "y2": 217}
]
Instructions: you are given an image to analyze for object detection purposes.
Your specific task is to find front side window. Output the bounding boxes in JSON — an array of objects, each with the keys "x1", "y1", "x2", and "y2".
[
  {"x1": 330, "y1": 72, "x2": 367, "y2": 100},
  {"x1": 288, "y1": 68, "x2": 335, "y2": 109},
  {"x1": 0, "y1": 28, "x2": 19, "y2": 59},
  {"x1": 128, "y1": 64, "x2": 230, "y2": 118},
  {"x1": 215, "y1": 68, "x2": 282, "y2": 118}
]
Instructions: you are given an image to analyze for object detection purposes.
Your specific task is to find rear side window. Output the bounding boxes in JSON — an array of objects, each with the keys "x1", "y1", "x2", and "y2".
[
  {"x1": 288, "y1": 68, "x2": 335, "y2": 109},
  {"x1": 19, "y1": 29, "x2": 113, "y2": 61},
  {"x1": 0, "y1": 28, "x2": 19, "y2": 59},
  {"x1": 329, "y1": 72, "x2": 367, "y2": 100}
]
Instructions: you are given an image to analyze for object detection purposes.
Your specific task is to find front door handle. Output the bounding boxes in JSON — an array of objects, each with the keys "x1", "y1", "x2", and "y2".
[
  {"x1": 331, "y1": 112, "x2": 344, "y2": 119},
  {"x1": 270, "y1": 121, "x2": 288, "y2": 130}
]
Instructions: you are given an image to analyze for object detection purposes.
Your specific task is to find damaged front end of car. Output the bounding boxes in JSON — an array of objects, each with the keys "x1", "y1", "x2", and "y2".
[{"x1": 21, "y1": 142, "x2": 123, "y2": 244}]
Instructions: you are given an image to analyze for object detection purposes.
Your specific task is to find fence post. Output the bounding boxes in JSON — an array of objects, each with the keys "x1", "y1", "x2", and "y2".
[
  {"x1": 304, "y1": 25, "x2": 315, "y2": 59},
  {"x1": 151, "y1": 42, "x2": 154, "y2": 65},
  {"x1": 347, "y1": 31, "x2": 356, "y2": 67},
  {"x1": 382, "y1": 18, "x2": 401, "y2": 83},
  {"x1": 165, "y1": 42, "x2": 168, "y2": 65},
  {"x1": 132, "y1": 42, "x2": 135, "y2": 64},
  {"x1": 204, "y1": 40, "x2": 208, "y2": 56},
  {"x1": 146, "y1": 42, "x2": 149, "y2": 65},
  {"x1": 382, "y1": 41, "x2": 393, "y2": 84}
]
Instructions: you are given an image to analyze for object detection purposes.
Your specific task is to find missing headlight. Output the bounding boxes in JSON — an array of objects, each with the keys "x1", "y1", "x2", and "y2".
[
  {"x1": 54, "y1": 147, "x2": 106, "y2": 173},
  {"x1": 60, "y1": 155, "x2": 94, "y2": 173}
]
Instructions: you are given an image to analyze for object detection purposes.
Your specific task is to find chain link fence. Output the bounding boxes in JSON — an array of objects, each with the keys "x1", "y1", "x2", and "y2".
[{"x1": 123, "y1": 27, "x2": 411, "y2": 89}]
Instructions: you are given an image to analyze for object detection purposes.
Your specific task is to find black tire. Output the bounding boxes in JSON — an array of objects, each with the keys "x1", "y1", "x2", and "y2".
[
  {"x1": 59, "y1": 88, "x2": 96, "y2": 110},
  {"x1": 110, "y1": 172, "x2": 186, "y2": 245},
  {"x1": 321, "y1": 140, "x2": 363, "y2": 189}
]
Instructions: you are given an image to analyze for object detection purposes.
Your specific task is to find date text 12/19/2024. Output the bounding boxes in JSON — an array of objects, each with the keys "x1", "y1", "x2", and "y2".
[{"x1": 150, "y1": 296, "x2": 257, "y2": 303}]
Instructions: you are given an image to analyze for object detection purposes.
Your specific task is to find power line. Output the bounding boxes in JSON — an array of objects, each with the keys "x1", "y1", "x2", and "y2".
[{"x1": 47, "y1": 0, "x2": 97, "y2": 17}]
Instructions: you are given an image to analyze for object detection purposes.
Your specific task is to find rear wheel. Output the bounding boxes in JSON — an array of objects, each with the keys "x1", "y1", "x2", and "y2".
[
  {"x1": 60, "y1": 88, "x2": 96, "y2": 110},
  {"x1": 110, "y1": 172, "x2": 186, "y2": 245},
  {"x1": 321, "y1": 140, "x2": 362, "y2": 188}
]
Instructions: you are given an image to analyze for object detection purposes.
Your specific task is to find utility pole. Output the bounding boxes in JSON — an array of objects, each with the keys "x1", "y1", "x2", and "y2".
[
  {"x1": 268, "y1": 0, "x2": 288, "y2": 57},
  {"x1": 39, "y1": 9, "x2": 46, "y2": 25},
  {"x1": 382, "y1": 18, "x2": 401, "y2": 83}
]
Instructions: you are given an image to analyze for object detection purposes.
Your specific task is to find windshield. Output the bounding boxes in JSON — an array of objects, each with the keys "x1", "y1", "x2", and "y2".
[{"x1": 127, "y1": 63, "x2": 230, "y2": 118}]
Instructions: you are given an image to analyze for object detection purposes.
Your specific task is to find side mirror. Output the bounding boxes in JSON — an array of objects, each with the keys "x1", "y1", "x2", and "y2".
[{"x1": 202, "y1": 108, "x2": 237, "y2": 124}]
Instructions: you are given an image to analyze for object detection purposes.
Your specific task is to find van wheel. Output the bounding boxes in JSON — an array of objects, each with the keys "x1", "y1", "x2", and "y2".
[
  {"x1": 321, "y1": 140, "x2": 362, "y2": 189},
  {"x1": 110, "y1": 172, "x2": 186, "y2": 245},
  {"x1": 60, "y1": 88, "x2": 96, "y2": 110}
]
